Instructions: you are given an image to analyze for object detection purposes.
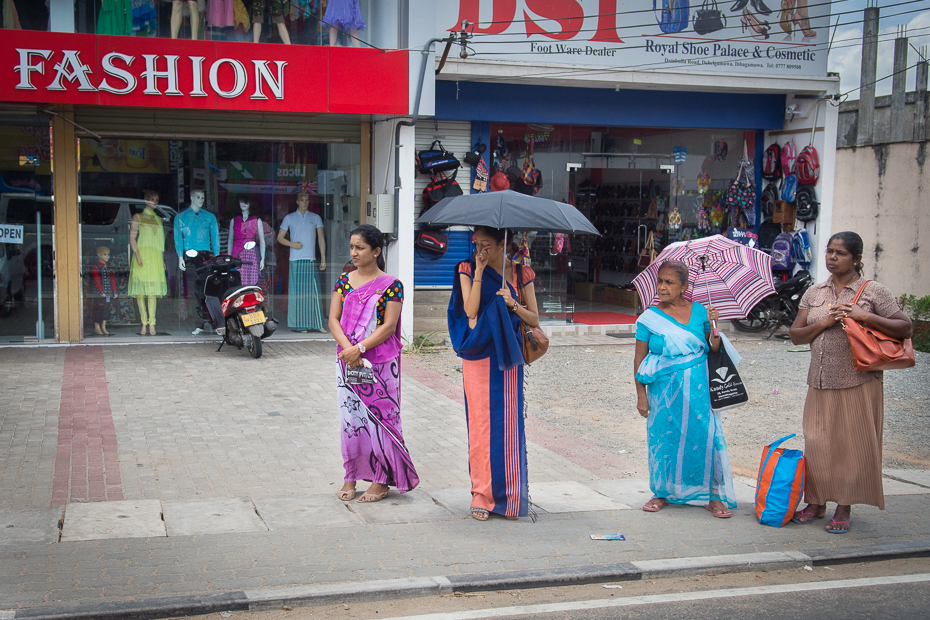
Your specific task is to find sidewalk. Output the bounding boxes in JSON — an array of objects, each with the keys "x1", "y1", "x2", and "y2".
[{"x1": 0, "y1": 340, "x2": 928, "y2": 619}]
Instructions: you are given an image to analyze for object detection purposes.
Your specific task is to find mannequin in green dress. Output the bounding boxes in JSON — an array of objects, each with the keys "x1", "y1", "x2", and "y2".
[{"x1": 128, "y1": 190, "x2": 167, "y2": 336}]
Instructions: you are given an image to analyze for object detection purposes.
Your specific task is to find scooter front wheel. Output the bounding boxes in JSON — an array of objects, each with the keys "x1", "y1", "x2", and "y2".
[{"x1": 246, "y1": 333, "x2": 262, "y2": 359}]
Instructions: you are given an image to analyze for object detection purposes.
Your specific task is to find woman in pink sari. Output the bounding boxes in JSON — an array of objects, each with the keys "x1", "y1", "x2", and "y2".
[{"x1": 329, "y1": 225, "x2": 419, "y2": 503}]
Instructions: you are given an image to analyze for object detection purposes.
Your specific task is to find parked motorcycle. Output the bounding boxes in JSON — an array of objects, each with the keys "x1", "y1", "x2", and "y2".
[
  {"x1": 191, "y1": 242, "x2": 277, "y2": 358},
  {"x1": 731, "y1": 269, "x2": 812, "y2": 338}
]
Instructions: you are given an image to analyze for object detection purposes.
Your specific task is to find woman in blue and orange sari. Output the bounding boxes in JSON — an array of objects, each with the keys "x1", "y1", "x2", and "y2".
[
  {"x1": 633, "y1": 260, "x2": 738, "y2": 518},
  {"x1": 329, "y1": 225, "x2": 419, "y2": 504},
  {"x1": 449, "y1": 226, "x2": 540, "y2": 521}
]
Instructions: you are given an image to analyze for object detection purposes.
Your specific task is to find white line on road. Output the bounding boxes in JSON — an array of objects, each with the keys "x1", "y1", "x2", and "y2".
[{"x1": 374, "y1": 573, "x2": 930, "y2": 620}]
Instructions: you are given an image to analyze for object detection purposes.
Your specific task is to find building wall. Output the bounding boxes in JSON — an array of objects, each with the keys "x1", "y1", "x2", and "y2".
[{"x1": 833, "y1": 142, "x2": 929, "y2": 298}]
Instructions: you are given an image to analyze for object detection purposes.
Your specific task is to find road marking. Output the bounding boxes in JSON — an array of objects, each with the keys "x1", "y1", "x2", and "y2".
[{"x1": 375, "y1": 573, "x2": 930, "y2": 620}]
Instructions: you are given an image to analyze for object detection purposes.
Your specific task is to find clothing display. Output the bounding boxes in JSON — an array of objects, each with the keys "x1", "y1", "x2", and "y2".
[
  {"x1": 287, "y1": 260, "x2": 324, "y2": 330},
  {"x1": 97, "y1": 0, "x2": 133, "y2": 36},
  {"x1": 90, "y1": 262, "x2": 117, "y2": 324},
  {"x1": 230, "y1": 215, "x2": 261, "y2": 286},
  {"x1": 323, "y1": 0, "x2": 366, "y2": 30},
  {"x1": 132, "y1": 0, "x2": 157, "y2": 36},
  {"x1": 280, "y1": 210, "x2": 323, "y2": 261},
  {"x1": 174, "y1": 207, "x2": 220, "y2": 256},
  {"x1": 207, "y1": 0, "x2": 234, "y2": 27},
  {"x1": 128, "y1": 208, "x2": 167, "y2": 297},
  {"x1": 635, "y1": 305, "x2": 737, "y2": 509},
  {"x1": 251, "y1": 0, "x2": 285, "y2": 23},
  {"x1": 449, "y1": 261, "x2": 532, "y2": 519},
  {"x1": 336, "y1": 273, "x2": 418, "y2": 493}
]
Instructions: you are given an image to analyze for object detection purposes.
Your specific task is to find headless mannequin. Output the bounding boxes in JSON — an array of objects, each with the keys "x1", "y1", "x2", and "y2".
[
  {"x1": 171, "y1": 0, "x2": 200, "y2": 39},
  {"x1": 228, "y1": 201, "x2": 266, "y2": 270},
  {"x1": 253, "y1": 19, "x2": 291, "y2": 45},
  {"x1": 178, "y1": 190, "x2": 207, "y2": 272}
]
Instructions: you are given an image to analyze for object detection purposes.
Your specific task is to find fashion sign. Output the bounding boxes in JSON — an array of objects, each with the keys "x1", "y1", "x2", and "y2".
[
  {"x1": 437, "y1": 0, "x2": 830, "y2": 78},
  {"x1": 2, "y1": 31, "x2": 408, "y2": 114}
]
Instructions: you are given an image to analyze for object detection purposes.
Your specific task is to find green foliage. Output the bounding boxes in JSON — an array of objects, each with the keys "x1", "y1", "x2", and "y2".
[
  {"x1": 900, "y1": 294, "x2": 930, "y2": 353},
  {"x1": 402, "y1": 332, "x2": 442, "y2": 354}
]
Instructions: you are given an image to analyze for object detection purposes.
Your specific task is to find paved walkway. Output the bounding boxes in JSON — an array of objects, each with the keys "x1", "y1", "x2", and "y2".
[{"x1": 0, "y1": 340, "x2": 929, "y2": 617}]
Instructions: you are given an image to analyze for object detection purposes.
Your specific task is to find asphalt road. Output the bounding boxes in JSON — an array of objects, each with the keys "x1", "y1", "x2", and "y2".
[{"x1": 200, "y1": 558, "x2": 930, "y2": 620}]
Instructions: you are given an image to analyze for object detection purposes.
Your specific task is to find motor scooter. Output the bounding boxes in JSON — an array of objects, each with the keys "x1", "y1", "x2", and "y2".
[
  {"x1": 189, "y1": 242, "x2": 277, "y2": 358},
  {"x1": 732, "y1": 269, "x2": 813, "y2": 339}
]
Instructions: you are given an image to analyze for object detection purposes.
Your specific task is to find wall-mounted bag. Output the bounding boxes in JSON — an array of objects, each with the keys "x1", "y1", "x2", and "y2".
[
  {"x1": 761, "y1": 143, "x2": 782, "y2": 180},
  {"x1": 414, "y1": 230, "x2": 449, "y2": 261},
  {"x1": 794, "y1": 185, "x2": 819, "y2": 222},
  {"x1": 654, "y1": 0, "x2": 689, "y2": 33},
  {"x1": 463, "y1": 140, "x2": 486, "y2": 167},
  {"x1": 692, "y1": 0, "x2": 725, "y2": 35},
  {"x1": 795, "y1": 145, "x2": 820, "y2": 186},
  {"x1": 761, "y1": 182, "x2": 779, "y2": 220},
  {"x1": 843, "y1": 281, "x2": 916, "y2": 371},
  {"x1": 416, "y1": 140, "x2": 459, "y2": 176},
  {"x1": 421, "y1": 171, "x2": 463, "y2": 212}
]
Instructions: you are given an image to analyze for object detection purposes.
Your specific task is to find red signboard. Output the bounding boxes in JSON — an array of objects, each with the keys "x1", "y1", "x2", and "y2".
[{"x1": 1, "y1": 30, "x2": 407, "y2": 115}]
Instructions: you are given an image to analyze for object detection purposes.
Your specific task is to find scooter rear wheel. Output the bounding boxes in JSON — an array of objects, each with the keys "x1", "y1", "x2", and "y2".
[{"x1": 246, "y1": 333, "x2": 263, "y2": 359}]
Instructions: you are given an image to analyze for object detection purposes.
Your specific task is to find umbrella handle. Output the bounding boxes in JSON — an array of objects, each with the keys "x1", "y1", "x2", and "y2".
[{"x1": 711, "y1": 319, "x2": 719, "y2": 339}]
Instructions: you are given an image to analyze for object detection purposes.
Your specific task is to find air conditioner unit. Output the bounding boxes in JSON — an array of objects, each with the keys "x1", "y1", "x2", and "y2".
[{"x1": 364, "y1": 195, "x2": 395, "y2": 235}]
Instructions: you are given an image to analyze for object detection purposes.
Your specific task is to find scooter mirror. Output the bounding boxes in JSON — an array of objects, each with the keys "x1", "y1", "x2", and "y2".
[
  {"x1": 243, "y1": 241, "x2": 257, "y2": 250},
  {"x1": 185, "y1": 249, "x2": 199, "y2": 257}
]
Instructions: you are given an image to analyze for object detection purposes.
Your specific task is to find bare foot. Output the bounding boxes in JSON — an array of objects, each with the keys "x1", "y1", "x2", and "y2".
[
  {"x1": 337, "y1": 481, "x2": 356, "y2": 501},
  {"x1": 826, "y1": 505, "x2": 851, "y2": 533},
  {"x1": 792, "y1": 503, "x2": 826, "y2": 524},
  {"x1": 148, "y1": 325, "x2": 157, "y2": 336}
]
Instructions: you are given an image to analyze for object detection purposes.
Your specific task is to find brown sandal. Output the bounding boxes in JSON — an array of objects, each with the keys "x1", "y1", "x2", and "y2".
[
  {"x1": 642, "y1": 498, "x2": 669, "y2": 512},
  {"x1": 357, "y1": 490, "x2": 389, "y2": 503}
]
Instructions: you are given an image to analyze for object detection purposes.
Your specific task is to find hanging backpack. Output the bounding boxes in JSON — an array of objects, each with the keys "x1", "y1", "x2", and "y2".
[
  {"x1": 760, "y1": 182, "x2": 779, "y2": 221},
  {"x1": 416, "y1": 140, "x2": 460, "y2": 176},
  {"x1": 792, "y1": 229, "x2": 812, "y2": 269},
  {"x1": 795, "y1": 185, "x2": 819, "y2": 222},
  {"x1": 421, "y1": 171, "x2": 462, "y2": 213},
  {"x1": 779, "y1": 139, "x2": 796, "y2": 175},
  {"x1": 653, "y1": 0, "x2": 689, "y2": 34},
  {"x1": 771, "y1": 232, "x2": 795, "y2": 271},
  {"x1": 781, "y1": 173, "x2": 799, "y2": 202},
  {"x1": 795, "y1": 145, "x2": 820, "y2": 186},
  {"x1": 761, "y1": 143, "x2": 781, "y2": 180}
]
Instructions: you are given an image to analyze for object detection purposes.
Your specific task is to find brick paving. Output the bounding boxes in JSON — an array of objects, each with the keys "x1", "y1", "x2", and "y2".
[{"x1": 0, "y1": 339, "x2": 928, "y2": 614}]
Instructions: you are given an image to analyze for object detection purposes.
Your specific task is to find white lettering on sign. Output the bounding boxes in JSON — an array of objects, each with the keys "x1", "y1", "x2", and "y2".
[
  {"x1": 209, "y1": 58, "x2": 247, "y2": 98},
  {"x1": 0, "y1": 224, "x2": 25, "y2": 244},
  {"x1": 276, "y1": 165, "x2": 306, "y2": 178},
  {"x1": 13, "y1": 48, "x2": 289, "y2": 100}
]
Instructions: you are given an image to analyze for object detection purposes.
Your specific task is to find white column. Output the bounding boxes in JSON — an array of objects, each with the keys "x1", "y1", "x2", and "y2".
[{"x1": 49, "y1": 0, "x2": 75, "y2": 32}]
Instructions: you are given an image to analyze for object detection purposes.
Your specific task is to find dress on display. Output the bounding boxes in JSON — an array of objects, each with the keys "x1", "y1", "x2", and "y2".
[
  {"x1": 323, "y1": 0, "x2": 365, "y2": 30},
  {"x1": 97, "y1": 0, "x2": 133, "y2": 36},
  {"x1": 231, "y1": 215, "x2": 261, "y2": 287},
  {"x1": 132, "y1": 0, "x2": 157, "y2": 36},
  {"x1": 207, "y1": 0, "x2": 234, "y2": 27},
  {"x1": 128, "y1": 208, "x2": 167, "y2": 297}
]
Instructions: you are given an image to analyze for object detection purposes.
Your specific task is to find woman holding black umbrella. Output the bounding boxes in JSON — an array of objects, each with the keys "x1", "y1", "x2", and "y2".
[{"x1": 448, "y1": 226, "x2": 539, "y2": 521}]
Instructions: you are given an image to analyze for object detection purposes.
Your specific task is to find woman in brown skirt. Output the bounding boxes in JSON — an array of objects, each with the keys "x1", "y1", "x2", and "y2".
[{"x1": 789, "y1": 231, "x2": 912, "y2": 534}]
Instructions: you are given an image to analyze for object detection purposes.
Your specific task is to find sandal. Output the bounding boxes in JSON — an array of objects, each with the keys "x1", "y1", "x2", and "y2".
[
  {"x1": 337, "y1": 489, "x2": 356, "y2": 501},
  {"x1": 471, "y1": 509, "x2": 489, "y2": 521},
  {"x1": 825, "y1": 518, "x2": 850, "y2": 534},
  {"x1": 357, "y1": 490, "x2": 389, "y2": 503},
  {"x1": 791, "y1": 509, "x2": 825, "y2": 524},
  {"x1": 642, "y1": 498, "x2": 668, "y2": 513},
  {"x1": 704, "y1": 503, "x2": 732, "y2": 519}
]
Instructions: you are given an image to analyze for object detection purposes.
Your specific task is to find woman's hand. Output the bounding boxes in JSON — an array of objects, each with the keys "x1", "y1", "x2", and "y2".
[
  {"x1": 338, "y1": 345, "x2": 363, "y2": 367},
  {"x1": 707, "y1": 306, "x2": 720, "y2": 324},
  {"x1": 832, "y1": 302, "x2": 868, "y2": 323},
  {"x1": 828, "y1": 303, "x2": 853, "y2": 324},
  {"x1": 496, "y1": 287, "x2": 516, "y2": 310},
  {"x1": 475, "y1": 247, "x2": 489, "y2": 270},
  {"x1": 637, "y1": 395, "x2": 649, "y2": 418},
  {"x1": 134, "y1": 253, "x2": 143, "y2": 267}
]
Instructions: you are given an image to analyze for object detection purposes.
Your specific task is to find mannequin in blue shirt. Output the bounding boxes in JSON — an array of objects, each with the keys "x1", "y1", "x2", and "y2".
[{"x1": 174, "y1": 189, "x2": 220, "y2": 334}]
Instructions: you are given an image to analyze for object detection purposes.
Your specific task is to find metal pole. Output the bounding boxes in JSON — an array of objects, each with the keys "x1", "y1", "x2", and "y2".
[{"x1": 36, "y1": 211, "x2": 44, "y2": 339}]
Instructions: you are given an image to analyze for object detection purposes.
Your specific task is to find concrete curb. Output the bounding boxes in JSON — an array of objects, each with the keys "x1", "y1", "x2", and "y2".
[{"x1": 4, "y1": 542, "x2": 930, "y2": 620}]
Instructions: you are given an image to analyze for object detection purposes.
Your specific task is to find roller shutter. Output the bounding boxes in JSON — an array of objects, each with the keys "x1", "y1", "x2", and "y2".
[
  {"x1": 72, "y1": 108, "x2": 360, "y2": 142},
  {"x1": 414, "y1": 120, "x2": 473, "y2": 288}
]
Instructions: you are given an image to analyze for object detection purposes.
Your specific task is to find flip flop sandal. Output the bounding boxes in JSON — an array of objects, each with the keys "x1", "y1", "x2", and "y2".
[
  {"x1": 825, "y1": 518, "x2": 850, "y2": 534},
  {"x1": 704, "y1": 503, "x2": 732, "y2": 518},
  {"x1": 471, "y1": 509, "x2": 489, "y2": 521},
  {"x1": 357, "y1": 491, "x2": 389, "y2": 503},
  {"x1": 337, "y1": 489, "x2": 356, "y2": 501},
  {"x1": 642, "y1": 499, "x2": 667, "y2": 513},
  {"x1": 791, "y1": 510, "x2": 824, "y2": 524}
]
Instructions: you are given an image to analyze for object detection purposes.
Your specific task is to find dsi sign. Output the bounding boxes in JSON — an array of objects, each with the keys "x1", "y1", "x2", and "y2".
[
  {"x1": 0, "y1": 224, "x2": 24, "y2": 244},
  {"x1": 1, "y1": 31, "x2": 409, "y2": 114},
  {"x1": 439, "y1": 0, "x2": 829, "y2": 77}
]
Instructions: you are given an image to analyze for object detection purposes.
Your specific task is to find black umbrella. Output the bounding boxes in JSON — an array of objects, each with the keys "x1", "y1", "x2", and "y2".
[
  {"x1": 416, "y1": 190, "x2": 600, "y2": 278},
  {"x1": 417, "y1": 190, "x2": 601, "y2": 235}
]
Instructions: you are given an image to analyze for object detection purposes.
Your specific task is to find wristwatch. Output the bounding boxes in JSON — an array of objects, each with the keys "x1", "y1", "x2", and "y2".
[
  {"x1": 509, "y1": 302, "x2": 517, "y2": 313},
  {"x1": 357, "y1": 343, "x2": 367, "y2": 353}
]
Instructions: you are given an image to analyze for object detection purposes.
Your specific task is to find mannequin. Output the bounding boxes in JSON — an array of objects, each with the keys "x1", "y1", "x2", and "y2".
[
  {"x1": 228, "y1": 197, "x2": 266, "y2": 287},
  {"x1": 277, "y1": 192, "x2": 326, "y2": 332},
  {"x1": 323, "y1": 0, "x2": 366, "y2": 47},
  {"x1": 252, "y1": 0, "x2": 291, "y2": 44},
  {"x1": 171, "y1": 0, "x2": 200, "y2": 39},
  {"x1": 175, "y1": 189, "x2": 220, "y2": 334},
  {"x1": 128, "y1": 189, "x2": 167, "y2": 336}
]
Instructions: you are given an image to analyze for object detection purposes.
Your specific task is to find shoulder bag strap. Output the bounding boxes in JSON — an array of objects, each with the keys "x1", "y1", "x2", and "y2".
[
  {"x1": 851, "y1": 280, "x2": 872, "y2": 305},
  {"x1": 516, "y1": 262, "x2": 526, "y2": 306}
]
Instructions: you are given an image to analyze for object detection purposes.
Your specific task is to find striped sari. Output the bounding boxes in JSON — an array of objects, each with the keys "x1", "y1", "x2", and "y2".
[
  {"x1": 287, "y1": 259, "x2": 325, "y2": 330},
  {"x1": 635, "y1": 306, "x2": 737, "y2": 509},
  {"x1": 449, "y1": 261, "x2": 530, "y2": 518}
]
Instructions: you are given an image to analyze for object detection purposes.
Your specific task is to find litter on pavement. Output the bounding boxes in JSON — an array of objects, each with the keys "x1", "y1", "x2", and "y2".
[{"x1": 590, "y1": 534, "x2": 626, "y2": 540}]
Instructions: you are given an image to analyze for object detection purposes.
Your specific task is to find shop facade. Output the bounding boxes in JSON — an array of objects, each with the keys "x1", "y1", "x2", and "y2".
[
  {"x1": 405, "y1": 0, "x2": 840, "y2": 333},
  {"x1": 0, "y1": 17, "x2": 409, "y2": 343}
]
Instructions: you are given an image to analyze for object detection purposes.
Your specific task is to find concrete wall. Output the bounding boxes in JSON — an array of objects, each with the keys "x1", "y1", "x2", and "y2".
[
  {"x1": 837, "y1": 92, "x2": 928, "y2": 148},
  {"x1": 832, "y1": 142, "x2": 930, "y2": 298}
]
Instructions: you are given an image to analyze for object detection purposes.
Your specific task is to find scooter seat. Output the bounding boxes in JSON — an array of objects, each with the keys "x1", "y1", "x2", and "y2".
[{"x1": 223, "y1": 285, "x2": 262, "y2": 301}]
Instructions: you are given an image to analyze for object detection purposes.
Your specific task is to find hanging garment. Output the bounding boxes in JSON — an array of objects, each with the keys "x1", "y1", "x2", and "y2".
[{"x1": 97, "y1": 0, "x2": 133, "y2": 35}]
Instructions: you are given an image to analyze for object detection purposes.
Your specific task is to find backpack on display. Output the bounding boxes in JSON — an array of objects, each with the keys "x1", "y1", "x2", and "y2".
[
  {"x1": 771, "y1": 233, "x2": 796, "y2": 271},
  {"x1": 795, "y1": 145, "x2": 820, "y2": 186},
  {"x1": 761, "y1": 143, "x2": 781, "y2": 180},
  {"x1": 795, "y1": 185, "x2": 819, "y2": 222},
  {"x1": 421, "y1": 171, "x2": 462, "y2": 212},
  {"x1": 654, "y1": 0, "x2": 689, "y2": 33},
  {"x1": 761, "y1": 182, "x2": 779, "y2": 221},
  {"x1": 780, "y1": 140, "x2": 795, "y2": 174},
  {"x1": 781, "y1": 174, "x2": 799, "y2": 202},
  {"x1": 792, "y1": 229, "x2": 812, "y2": 269},
  {"x1": 416, "y1": 140, "x2": 460, "y2": 176}
]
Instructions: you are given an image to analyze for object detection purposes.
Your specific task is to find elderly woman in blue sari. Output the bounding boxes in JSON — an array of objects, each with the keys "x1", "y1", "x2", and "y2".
[
  {"x1": 449, "y1": 226, "x2": 539, "y2": 521},
  {"x1": 633, "y1": 260, "x2": 738, "y2": 518}
]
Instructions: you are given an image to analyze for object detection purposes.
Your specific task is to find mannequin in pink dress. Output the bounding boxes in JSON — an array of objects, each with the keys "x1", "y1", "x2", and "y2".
[{"x1": 227, "y1": 197, "x2": 266, "y2": 287}]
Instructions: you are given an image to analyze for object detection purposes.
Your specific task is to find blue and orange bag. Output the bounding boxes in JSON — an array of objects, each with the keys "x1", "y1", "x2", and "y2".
[{"x1": 755, "y1": 434, "x2": 805, "y2": 528}]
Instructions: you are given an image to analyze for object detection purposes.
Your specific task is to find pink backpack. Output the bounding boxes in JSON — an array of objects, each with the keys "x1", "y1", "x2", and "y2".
[
  {"x1": 779, "y1": 140, "x2": 795, "y2": 175},
  {"x1": 795, "y1": 145, "x2": 820, "y2": 186}
]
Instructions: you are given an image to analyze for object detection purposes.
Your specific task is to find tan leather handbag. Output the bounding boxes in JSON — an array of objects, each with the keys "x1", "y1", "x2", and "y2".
[
  {"x1": 843, "y1": 280, "x2": 915, "y2": 371},
  {"x1": 516, "y1": 265, "x2": 548, "y2": 364}
]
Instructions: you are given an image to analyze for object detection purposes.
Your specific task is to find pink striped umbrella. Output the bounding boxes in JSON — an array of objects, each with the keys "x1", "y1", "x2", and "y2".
[{"x1": 632, "y1": 234, "x2": 776, "y2": 321}]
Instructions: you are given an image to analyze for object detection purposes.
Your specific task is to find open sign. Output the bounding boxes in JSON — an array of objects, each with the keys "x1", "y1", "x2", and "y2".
[{"x1": 0, "y1": 224, "x2": 24, "y2": 244}]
